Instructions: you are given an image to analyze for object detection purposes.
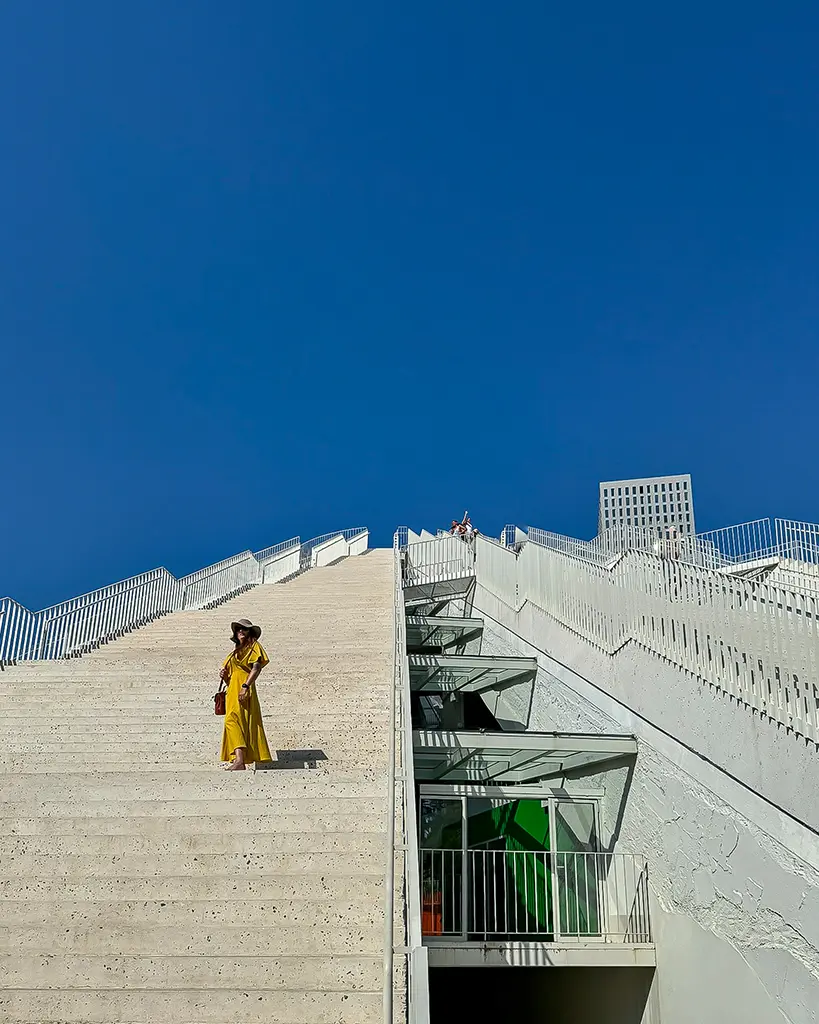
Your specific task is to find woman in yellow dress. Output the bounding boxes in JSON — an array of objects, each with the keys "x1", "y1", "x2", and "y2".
[{"x1": 219, "y1": 618, "x2": 272, "y2": 771}]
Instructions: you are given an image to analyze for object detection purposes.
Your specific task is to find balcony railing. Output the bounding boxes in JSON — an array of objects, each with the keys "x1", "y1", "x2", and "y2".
[
  {"x1": 402, "y1": 536, "x2": 476, "y2": 588},
  {"x1": 420, "y1": 849, "x2": 651, "y2": 945}
]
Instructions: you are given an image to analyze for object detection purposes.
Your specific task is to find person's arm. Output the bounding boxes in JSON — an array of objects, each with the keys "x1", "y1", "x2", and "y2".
[{"x1": 238, "y1": 662, "x2": 263, "y2": 705}]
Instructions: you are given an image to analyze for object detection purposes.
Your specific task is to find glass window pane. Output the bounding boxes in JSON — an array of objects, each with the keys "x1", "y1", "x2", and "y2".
[
  {"x1": 419, "y1": 798, "x2": 462, "y2": 849},
  {"x1": 555, "y1": 802, "x2": 601, "y2": 938},
  {"x1": 555, "y1": 801, "x2": 598, "y2": 852}
]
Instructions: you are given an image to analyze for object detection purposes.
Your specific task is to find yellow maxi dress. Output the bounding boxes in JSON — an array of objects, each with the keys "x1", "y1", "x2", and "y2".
[{"x1": 219, "y1": 640, "x2": 273, "y2": 764}]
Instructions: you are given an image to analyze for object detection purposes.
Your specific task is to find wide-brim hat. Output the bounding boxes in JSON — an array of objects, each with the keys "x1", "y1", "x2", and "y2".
[{"x1": 231, "y1": 618, "x2": 262, "y2": 640}]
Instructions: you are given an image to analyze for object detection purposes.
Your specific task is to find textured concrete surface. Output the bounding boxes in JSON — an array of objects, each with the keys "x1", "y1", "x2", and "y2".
[
  {"x1": 470, "y1": 538, "x2": 819, "y2": 831},
  {"x1": 476, "y1": 583, "x2": 819, "y2": 1024},
  {"x1": 0, "y1": 550, "x2": 395, "y2": 1023}
]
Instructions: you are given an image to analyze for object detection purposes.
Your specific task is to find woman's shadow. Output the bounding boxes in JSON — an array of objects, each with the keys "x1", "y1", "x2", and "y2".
[{"x1": 256, "y1": 749, "x2": 328, "y2": 770}]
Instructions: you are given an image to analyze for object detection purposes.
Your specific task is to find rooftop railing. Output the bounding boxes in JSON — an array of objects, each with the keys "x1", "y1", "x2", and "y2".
[
  {"x1": 527, "y1": 518, "x2": 819, "y2": 577},
  {"x1": 420, "y1": 849, "x2": 651, "y2": 945}
]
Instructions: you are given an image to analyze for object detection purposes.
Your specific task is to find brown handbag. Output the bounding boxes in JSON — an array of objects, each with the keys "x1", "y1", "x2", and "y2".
[{"x1": 214, "y1": 679, "x2": 227, "y2": 716}]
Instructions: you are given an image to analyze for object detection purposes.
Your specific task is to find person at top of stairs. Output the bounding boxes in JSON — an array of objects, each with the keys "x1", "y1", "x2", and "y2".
[{"x1": 219, "y1": 618, "x2": 272, "y2": 771}]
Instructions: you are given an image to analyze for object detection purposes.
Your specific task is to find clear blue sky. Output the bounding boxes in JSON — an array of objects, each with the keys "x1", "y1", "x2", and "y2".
[{"x1": 2, "y1": 1, "x2": 818, "y2": 610}]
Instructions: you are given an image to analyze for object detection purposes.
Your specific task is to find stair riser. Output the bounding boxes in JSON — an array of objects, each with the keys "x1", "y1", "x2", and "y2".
[
  {"x1": 0, "y1": 988, "x2": 381, "y2": 1022},
  {"x1": 0, "y1": 777, "x2": 386, "y2": 799},
  {"x1": 0, "y1": 833, "x2": 385, "y2": 856},
  {"x1": 0, "y1": 735, "x2": 388, "y2": 753},
  {"x1": 0, "y1": 797, "x2": 386, "y2": 818},
  {"x1": 0, "y1": 926, "x2": 383, "y2": 956},
  {"x1": 5, "y1": 813, "x2": 386, "y2": 836},
  {"x1": 2, "y1": 852, "x2": 379, "y2": 875},
  {"x1": 0, "y1": 899, "x2": 382, "y2": 929},
  {"x1": 1, "y1": 719, "x2": 388, "y2": 734},
  {"x1": 2, "y1": 876, "x2": 384, "y2": 901},
  {"x1": 0, "y1": 953, "x2": 381, "y2": 990}
]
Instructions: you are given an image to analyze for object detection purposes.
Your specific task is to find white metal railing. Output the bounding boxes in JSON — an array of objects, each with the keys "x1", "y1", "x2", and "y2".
[
  {"x1": 254, "y1": 536, "x2": 301, "y2": 563},
  {"x1": 487, "y1": 534, "x2": 819, "y2": 744},
  {"x1": 530, "y1": 517, "x2": 819, "y2": 576},
  {"x1": 0, "y1": 529, "x2": 367, "y2": 666},
  {"x1": 529, "y1": 524, "x2": 716, "y2": 569},
  {"x1": 501, "y1": 524, "x2": 518, "y2": 548},
  {"x1": 179, "y1": 550, "x2": 261, "y2": 610},
  {"x1": 694, "y1": 520, "x2": 778, "y2": 566},
  {"x1": 1, "y1": 568, "x2": 181, "y2": 663},
  {"x1": 776, "y1": 519, "x2": 819, "y2": 566},
  {"x1": 403, "y1": 535, "x2": 475, "y2": 588},
  {"x1": 387, "y1": 533, "x2": 429, "y2": 1024},
  {"x1": 420, "y1": 849, "x2": 651, "y2": 944}
]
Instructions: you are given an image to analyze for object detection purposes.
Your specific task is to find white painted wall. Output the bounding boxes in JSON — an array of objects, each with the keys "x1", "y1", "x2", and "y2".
[
  {"x1": 473, "y1": 537, "x2": 818, "y2": 831},
  {"x1": 475, "y1": 586, "x2": 819, "y2": 1024},
  {"x1": 311, "y1": 531, "x2": 370, "y2": 566},
  {"x1": 347, "y1": 530, "x2": 369, "y2": 556},
  {"x1": 259, "y1": 545, "x2": 300, "y2": 583}
]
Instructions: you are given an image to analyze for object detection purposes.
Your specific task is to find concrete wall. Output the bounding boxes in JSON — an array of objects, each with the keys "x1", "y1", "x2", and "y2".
[
  {"x1": 475, "y1": 584, "x2": 819, "y2": 1024},
  {"x1": 312, "y1": 531, "x2": 370, "y2": 566},
  {"x1": 473, "y1": 538, "x2": 818, "y2": 833},
  {"x1": 347, "y1": 530, "x2": 369, "y2": 557},
  {"x1": 259, "y1": 545, "x2": 300, "y2": 583}
]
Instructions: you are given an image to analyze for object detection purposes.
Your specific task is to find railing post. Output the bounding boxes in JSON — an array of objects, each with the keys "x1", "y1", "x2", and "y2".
[
  {"x1": 460, "y1": 847, "x2": 468, "y2": 941},
  {"x1": 551, "y1": 849, "x2": 561, "y2": 942}
]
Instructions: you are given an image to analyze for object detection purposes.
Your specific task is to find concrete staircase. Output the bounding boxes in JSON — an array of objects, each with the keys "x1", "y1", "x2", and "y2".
[{"x1": 0, "y1": 550, "x2": 395, "y2": 1023}]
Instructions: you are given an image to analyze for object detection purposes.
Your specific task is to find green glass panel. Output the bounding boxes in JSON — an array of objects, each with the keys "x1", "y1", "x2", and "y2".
[
  {"x1": 467, "y1": 798, "x2": 552, "y2": 936},
  {"x1": 555, "y1": 801, "x2": 601, "y2": 936}
]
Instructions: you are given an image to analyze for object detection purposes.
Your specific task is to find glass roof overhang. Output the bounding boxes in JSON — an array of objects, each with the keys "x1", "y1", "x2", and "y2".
[
  {"x1": 412, "y1": 729, "x2": 637, "y2": 784},
  {"x1": 408, "y1": 654, "x2": 537, "y2": 695},
  {"x1": 403, "y1": 576, "x2": 476, "y2": 617},
  {"x1": 406, "y1": 616, "x2": 484, "y2": 652}
]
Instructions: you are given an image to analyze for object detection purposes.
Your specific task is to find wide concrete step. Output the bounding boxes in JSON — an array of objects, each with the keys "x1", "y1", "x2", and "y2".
[
  {"x1": 0, "y1": 744, "x2": 379, "y2": 760},
  {"x1": 0, "y1": 669, "x2": 387, "y2": 681},
  {"x1": 1, "y1": 731, "x2": 387, "y2": 752},
  {"x1": 0, "y1": 898, "x2": 381, "y2": 931},
  {"x1": 1, "y1": 851, "x2": 378, "y2": 876},
  {"x1": 0, "y1": 797, "x2": 385, "y2": 819},
  {"x1": 0, "y1": 987, "x2": 380, "y2": 1022},
  {"x1": 0, "y1": 772, "x2": 386, "y2": 800},
  {"x1": 0, "y1": 761, "x2": 371, "y2": 775},
  {"x1": 3, "y1": 874, "x2": 383, "y2": 902},
  {"x1": 0, "y1": 735, "x2": 386, "y2": 751},
  {"x1": 0, "y1": 672, "x2": 389, "y2": 684},
  {"x1": 5, "y1": 812, "x2": 385, "y2": 836},
  {"x1": 0, "y1": 952, "x2": 381, "y2": 990},
  {"x1": 0, "y1": 689, "x2": 389, "y2": 703},
  {"x1": 0, "y1": 922, "x2": 382, "y2": 956},
  {"x1": 1, "y1": 663, "x2": 390, "y2": 677},
  {"x1": 0, "y1": 832, "x2": 383, "y2": 856},
  {"x1": 2, "y1": 716, "x2": 388, "y2": 732}
]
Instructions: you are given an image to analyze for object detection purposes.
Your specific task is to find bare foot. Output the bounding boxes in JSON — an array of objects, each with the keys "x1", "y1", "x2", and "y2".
[{"x1": 227, "y1": 762, "x2": 246, "y2": 771}]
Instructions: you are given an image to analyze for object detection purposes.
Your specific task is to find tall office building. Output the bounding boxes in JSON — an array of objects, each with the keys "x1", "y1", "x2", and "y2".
[{"x1": 599, "y1": 473, "x2": 695, "y2": 535}]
